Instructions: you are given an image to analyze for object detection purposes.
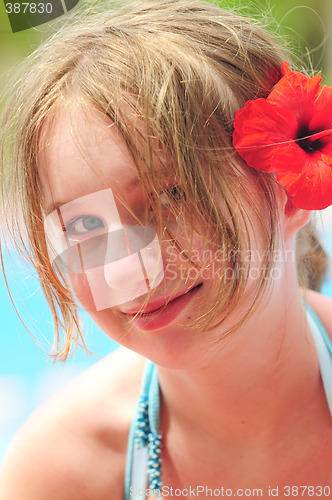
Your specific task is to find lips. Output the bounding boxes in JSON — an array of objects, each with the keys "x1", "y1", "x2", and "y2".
[
  {"x1": 122, "y1": 283, "x2": 203, "y2": 331},
  {"x1": 122, "y1": 283, "x2": 202, "y2": 316}
]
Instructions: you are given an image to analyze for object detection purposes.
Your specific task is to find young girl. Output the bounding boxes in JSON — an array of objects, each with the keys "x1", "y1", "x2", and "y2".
[{"x1": 0, "y1": 1, "x2": 331, "y2": 498}]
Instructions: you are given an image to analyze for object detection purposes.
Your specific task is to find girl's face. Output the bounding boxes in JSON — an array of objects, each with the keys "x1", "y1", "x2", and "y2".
[{"x1": 38, "y1": 105, "x2": 279, "y2": 368}]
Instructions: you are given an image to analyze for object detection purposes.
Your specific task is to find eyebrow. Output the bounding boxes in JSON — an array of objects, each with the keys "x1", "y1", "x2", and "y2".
[{"x1": 45, "y1": 177, "x2": 141, "y2": 216}]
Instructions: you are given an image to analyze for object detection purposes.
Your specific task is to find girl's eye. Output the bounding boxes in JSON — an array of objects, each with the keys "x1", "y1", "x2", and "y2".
[
  {"x1": 160, "y1": 186, "x2": 186, "y2": 206},
  {"x1": 66, "y1": 216, "x2": 104, "y2": 236}
]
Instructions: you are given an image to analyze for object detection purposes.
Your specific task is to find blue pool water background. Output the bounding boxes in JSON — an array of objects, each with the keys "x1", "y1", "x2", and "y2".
[{"x1": 0, "y1": 208, "x2": 332, "y2": 467}]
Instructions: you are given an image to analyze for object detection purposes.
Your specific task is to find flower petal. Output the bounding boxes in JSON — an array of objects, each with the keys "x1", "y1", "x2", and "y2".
[
  {"x1": 310, "y1": 84, "x2": 332, "y2": 131},
  {"x1": 267, "y1": 62, "x2": 322, "y2": 126},
  {"x1": 233, "y1": 99, "x2": 298, "y2": 172},
  {"x1": 271, "y1": 145, "x2": 332, "y2": 209}
]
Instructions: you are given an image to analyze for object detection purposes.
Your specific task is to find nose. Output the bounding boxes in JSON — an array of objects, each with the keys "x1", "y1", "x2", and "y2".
[
  {"x1": 103, "y1": 227, "x2": 164, "y2": 293},
  {"x1": 104, "y1": 252, "x2": 149, "y2": 292}
]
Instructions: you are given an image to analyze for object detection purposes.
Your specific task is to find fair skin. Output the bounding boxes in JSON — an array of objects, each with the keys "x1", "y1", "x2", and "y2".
[{"x1": 0, "y1": 106, "x2": 331, "y2": 500}]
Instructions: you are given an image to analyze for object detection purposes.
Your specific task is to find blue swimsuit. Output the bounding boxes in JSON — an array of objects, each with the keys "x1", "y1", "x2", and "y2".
[{"x1": 124, "y1": 303, "x2": 332, "y2": 499}]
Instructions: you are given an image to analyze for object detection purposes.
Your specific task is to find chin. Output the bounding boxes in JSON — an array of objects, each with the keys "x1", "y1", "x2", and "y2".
[{"x1": 85, "y1": 281, "x2": 218, "y2": 368}]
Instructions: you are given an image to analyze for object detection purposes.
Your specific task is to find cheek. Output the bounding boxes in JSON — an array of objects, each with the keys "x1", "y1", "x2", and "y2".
[
  {"x1": 162, "y1": 234, "x2": 225, "y2": 285},
  {"x1": 68, "y1": 273, "x2": 97, "y2": 311}
]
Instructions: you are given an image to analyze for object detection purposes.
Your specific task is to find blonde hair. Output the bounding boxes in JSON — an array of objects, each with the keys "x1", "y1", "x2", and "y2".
[{"x1": 0, "y1": 0, "x2": 329, "y2": 360}]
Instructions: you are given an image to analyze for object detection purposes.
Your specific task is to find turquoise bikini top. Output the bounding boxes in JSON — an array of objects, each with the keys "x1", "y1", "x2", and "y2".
[{"x1": 124, "y1": 303, "x2": 332, "y2": 500}]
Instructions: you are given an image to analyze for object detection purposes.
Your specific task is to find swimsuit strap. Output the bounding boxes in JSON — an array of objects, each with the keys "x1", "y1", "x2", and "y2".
[
  {"x1": 124, "y1": 362, "x2": 160, "y2": 500},
  {"x1": 303, "y1": 303, "x2": 332, "y2": 417}
]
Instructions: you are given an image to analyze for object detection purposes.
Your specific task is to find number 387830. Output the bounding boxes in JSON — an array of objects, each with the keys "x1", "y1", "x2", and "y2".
[{"x1": 5, "y1": 3, "x2": 53, "y2": 14}]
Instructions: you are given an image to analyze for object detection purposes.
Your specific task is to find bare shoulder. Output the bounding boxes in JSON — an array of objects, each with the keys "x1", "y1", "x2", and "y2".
[
  {"x1": 0, "y1": 347, "x2": 146, "y2": 500},
  {"x1": 302, "y1": 288, "x2": 332, "y2": 340}
]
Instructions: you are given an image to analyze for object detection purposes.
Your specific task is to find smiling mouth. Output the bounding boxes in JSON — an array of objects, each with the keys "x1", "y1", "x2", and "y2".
[{"x1": 124, "y1": 283, "x2": 203, "y2": 316}]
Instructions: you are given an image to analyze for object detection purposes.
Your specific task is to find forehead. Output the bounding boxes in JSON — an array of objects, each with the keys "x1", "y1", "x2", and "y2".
[{"x1": 38, "y1": 105, "x2": 139, "y2": 213}]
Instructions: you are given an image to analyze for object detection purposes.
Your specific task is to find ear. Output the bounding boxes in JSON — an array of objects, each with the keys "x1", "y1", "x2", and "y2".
[{"x1": 283, "y1": 196, "x2": 312, "y2": 241}]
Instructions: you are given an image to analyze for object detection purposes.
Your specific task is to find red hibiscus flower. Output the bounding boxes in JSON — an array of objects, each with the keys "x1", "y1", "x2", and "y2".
[{"x1": 232, "y1": 62, "x2": 332, "y2": 210}]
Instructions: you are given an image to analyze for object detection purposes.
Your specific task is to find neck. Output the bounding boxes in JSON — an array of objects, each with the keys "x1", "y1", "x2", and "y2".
[{"x1": 157, "y1": 285, "x2": 325, "y2": 451}]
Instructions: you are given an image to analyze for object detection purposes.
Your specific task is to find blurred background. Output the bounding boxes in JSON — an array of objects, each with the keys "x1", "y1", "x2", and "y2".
[{"x1": 1, "y1": 0, "x2": 332, "y2": 467}]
